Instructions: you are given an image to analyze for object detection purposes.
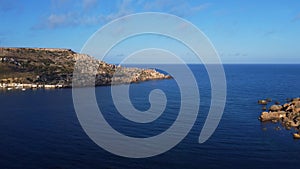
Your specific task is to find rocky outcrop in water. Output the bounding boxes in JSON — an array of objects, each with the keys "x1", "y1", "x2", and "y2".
[{"x1": 258, "y1": 97, "x2": 300, "y2": 138}]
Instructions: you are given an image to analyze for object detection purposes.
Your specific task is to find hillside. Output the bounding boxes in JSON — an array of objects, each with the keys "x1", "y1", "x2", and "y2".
[{"x1": 0, "y1": 47, "x2": 171, "y2": 88}]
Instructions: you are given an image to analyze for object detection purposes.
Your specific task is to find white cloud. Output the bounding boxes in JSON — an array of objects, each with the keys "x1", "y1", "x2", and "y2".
[
  {"x1": 33, "y1": 13, "x2": 76, "y2": 29},
  {"x1": 51, "y1": 0, "x2": 71, "y2": 9},
  {"x1": 82, "y1": 0, "x2": 99, "y2": 10},
  {"x1": 104, "y1": 0, "x2": 134, "y2": 21},
  {"x1": 47, "y1": 13, "x2": 71, "y2": 28},
  {"x1": 33, "y1": 0, "x2": 211, "y2": 29},
  {"x1": 191, "y1": 3, "x2": 211, "y2": 12},
  {"x1": 143, "y1": 0, "x2": 210, "y2": 16}
]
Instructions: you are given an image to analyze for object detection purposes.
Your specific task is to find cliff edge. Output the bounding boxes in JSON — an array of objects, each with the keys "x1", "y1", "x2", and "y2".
[{"x1": 0, "y1": 47, "x2": 171, "y2": 88}]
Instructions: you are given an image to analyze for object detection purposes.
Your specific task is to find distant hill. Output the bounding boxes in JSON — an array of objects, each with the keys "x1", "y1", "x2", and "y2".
[{"x1": 0, "y1": 47, "x2": 170, "y2": 87}]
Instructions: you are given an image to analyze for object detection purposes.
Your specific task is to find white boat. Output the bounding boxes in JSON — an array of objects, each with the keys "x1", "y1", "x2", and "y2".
[
  {"x1": 22, "y1": 88, "x2": 26, "y2": 91},
  {"x1": 7, "y1": 88, "x2": 12, "y2": 91}
]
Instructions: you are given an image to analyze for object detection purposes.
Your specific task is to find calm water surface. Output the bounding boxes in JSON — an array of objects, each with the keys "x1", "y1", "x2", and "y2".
[{"x1": 1, "y1": 64, "x2": 300, "y2": 169}]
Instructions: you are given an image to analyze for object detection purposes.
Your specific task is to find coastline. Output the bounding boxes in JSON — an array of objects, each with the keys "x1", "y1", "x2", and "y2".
[
  {"x1": 0, "y1": 75, "x2": 172, "y2": 91},
  {"x1": 0, "y1": 47, "x2": 172, "y2": 89}
]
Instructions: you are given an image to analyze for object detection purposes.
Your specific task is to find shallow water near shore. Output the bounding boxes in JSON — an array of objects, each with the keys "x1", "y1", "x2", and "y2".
[{"x1": 1, "y1": 64, "x2": 300, "y2": 169}]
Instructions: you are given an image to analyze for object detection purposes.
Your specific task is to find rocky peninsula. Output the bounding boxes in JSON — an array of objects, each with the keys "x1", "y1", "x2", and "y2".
[
  {"x1": 258, "y1": 98, "x2": 300, "y2": 139},
  {"x1": 0, "y1": 47, "x2": 171, "y2": 90}
]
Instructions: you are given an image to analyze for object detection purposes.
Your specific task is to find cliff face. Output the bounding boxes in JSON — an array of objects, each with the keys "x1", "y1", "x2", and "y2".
[{"x1": 0, "y1": 47, "x2": 171, "y2": 87}]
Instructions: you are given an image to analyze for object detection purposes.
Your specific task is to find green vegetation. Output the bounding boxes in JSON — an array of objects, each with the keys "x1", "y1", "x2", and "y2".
[{"x1": 0, "y1": 47, "x2": 171, "y2": 87}]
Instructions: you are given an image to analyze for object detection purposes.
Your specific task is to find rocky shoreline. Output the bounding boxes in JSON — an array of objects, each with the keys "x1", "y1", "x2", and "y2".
[
  {"x1": 258, "y1": 98, "x2": 300, "y2": 139},
  {"x1": 0, "y1": 47, "x2": 172, "y2": 89}
]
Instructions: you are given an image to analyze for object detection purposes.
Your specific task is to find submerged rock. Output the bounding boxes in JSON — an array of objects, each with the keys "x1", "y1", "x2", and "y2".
[
  {"x1": 258, "y1": 100, "x2": 268, "y2": 105},
  {"x1": 266, "y1": 98, "x2": 272, "y2": 102}
]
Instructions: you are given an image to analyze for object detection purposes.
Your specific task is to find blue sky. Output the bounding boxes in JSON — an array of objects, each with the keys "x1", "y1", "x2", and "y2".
[{"x1": 1, "y1": 0, "x2": 300, "y2": 63}]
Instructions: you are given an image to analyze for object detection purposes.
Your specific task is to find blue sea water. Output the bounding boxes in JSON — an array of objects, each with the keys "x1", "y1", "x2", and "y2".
[{"x1": 1, "y1": 64, "x2": 300, "y2": 169}]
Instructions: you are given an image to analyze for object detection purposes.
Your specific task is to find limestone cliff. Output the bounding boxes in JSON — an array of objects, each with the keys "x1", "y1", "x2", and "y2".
[{"x1": 0, "y1": 47, "x2": 171, "y2": 87}]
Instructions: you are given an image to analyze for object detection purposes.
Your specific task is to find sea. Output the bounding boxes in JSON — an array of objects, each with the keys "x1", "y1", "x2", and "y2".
[{"x1": 1, "y1": 64, "x2": 300, "y2": 169}]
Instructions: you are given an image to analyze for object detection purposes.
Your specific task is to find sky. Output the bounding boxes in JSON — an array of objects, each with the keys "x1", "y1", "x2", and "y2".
[{"x1": 1, "y1": 0, "x2": 300, "y2": 63}]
